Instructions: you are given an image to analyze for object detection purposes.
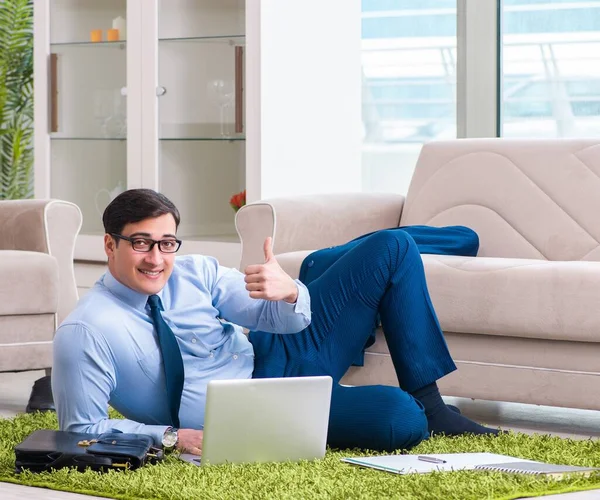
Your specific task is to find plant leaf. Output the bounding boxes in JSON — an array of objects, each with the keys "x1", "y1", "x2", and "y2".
[{"x1": 0, "y1": 0, "x2": 33, "y2": 200}]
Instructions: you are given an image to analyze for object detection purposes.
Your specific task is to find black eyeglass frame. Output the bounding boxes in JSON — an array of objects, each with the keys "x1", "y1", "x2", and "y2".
[{"x1": 110, "y1": 233, "x2": 182, "y2": 253}]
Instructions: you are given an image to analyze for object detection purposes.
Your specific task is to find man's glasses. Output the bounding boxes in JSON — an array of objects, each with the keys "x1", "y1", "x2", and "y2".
[{"x1": 111, "y1": 233, "x2": 182, "y2": 253}]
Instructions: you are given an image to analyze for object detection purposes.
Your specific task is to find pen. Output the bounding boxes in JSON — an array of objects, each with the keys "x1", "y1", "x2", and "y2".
[{"x1": 418, "y1": 455, "x2": 447, "y2": 464}]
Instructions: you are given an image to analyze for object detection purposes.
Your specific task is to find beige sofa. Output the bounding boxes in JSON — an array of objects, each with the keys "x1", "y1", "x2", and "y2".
[
  {"x1": 0, "y1": 200, "x2": 81, "y2": 373},
  {"x1": 236, "y1": 138, "x2": 600, "y2": 411}
]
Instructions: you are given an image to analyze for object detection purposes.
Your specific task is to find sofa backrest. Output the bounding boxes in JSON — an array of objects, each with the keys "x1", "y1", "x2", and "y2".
[{"x1": 399, "y1": 139, "x2": 600, "y2": 261}]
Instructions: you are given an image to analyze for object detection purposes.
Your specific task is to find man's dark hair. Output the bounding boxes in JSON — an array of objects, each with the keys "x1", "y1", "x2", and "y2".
[{"x1": 102, "y1": 188, "x2": 180, "y2": 236}]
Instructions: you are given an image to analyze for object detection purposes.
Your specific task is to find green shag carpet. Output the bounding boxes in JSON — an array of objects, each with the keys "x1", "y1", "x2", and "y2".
[{"x1": 1, "y1": 412, "x2": 600, "y2": 500}]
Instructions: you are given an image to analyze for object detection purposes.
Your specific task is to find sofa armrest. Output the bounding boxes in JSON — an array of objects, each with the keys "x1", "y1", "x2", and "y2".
[
  {"x1": 0, "y1": 199, "x2": 82, "y2": 324},
  {"x1": 236, "y1": 193, "x2": 404, "y2": 269}
]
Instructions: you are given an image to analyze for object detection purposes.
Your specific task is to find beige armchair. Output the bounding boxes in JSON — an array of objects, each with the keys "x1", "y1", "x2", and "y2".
[{"x1": 0, "y1": 199, "x2": 81, "y2": 373}]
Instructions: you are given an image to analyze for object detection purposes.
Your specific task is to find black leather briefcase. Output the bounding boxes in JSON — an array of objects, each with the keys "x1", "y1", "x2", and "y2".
[{"x1": 14, "y1": 429, "x2": 164, "y2": 473}]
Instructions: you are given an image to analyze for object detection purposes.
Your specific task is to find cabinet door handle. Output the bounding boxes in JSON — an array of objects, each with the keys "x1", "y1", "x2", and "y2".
[
  {"x1": 234, "y1": 46, "x2": 243, "y2": 134},
  {"x1": 50, "y1": 53, "x2": 58, "y2": 132},
  {"x1": 156, "y1": 86, "x2": 167, "y2": 96}
]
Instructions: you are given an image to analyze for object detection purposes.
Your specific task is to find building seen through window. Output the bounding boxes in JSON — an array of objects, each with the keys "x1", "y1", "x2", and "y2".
[
  {"x1": 361, "y1": 0, "x2": 600, "y2": 193},
  {"x1": 501, "y1": 0, "x2": 600, "y2": 138}
]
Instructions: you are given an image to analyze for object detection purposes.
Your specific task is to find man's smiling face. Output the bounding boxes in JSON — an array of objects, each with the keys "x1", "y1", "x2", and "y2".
[{"x1": 104, "y1": 213, "x2": 177, "y2": 295}]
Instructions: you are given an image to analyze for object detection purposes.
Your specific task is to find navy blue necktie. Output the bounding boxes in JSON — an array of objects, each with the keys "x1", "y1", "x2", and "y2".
[{"x1": 147, "y1": 295, "x2": 184, "y2": 428}]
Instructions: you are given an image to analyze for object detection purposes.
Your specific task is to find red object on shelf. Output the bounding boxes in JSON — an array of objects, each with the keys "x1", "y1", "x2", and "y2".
[{"x1": 229, "y1": 189, "x2": 246, "y2": 212}]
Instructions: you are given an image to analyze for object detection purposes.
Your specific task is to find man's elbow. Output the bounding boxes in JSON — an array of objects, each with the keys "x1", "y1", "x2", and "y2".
[
  {"x1": 301, "y1": 316, "x2": 311, "y2": 331},
  {"x1": 57, "y1": 409, "x2": 98, "y2": 434},
  {"x1": 288, "y1": 316, "x2": 311, "y2": 334},
  {"x1": 61, "y1": 419, "x2": 95, "y2": 434}
]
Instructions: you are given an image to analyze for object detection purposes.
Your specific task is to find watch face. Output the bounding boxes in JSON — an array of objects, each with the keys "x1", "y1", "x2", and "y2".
[{"x1": 162, "y1": 430, "x2": 178, "y2": 448}]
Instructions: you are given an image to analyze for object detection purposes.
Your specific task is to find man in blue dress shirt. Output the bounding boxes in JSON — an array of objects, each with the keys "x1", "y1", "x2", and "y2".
[{"x1": 53, "y1": 189, "x2": 499, "y2": 456}]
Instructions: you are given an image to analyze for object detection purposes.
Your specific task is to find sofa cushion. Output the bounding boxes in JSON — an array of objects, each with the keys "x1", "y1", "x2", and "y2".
[
  {"x1": 0, "y1": 250, "x2": 59, "y2": 316},
  {"x1": 276, "y1": 250, "x2": 313, "y2": 280},
  {"x1": 422, "y1": 254, "x2": 600, "y2": 343},
  {"x1": 400, "y1": 139, "x2": 600, "y2": 262},
  {"x1": 277, "y1": 249, "x2": 600, "y2": 344}
]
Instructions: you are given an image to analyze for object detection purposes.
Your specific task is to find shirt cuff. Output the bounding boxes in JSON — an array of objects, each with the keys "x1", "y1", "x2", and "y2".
[
  {"x1": 148, "y1": 425, "x2": 172, "y2": 447},
  {"x1": 290, "y1": 279, "x2": 311, "y2": 317}
]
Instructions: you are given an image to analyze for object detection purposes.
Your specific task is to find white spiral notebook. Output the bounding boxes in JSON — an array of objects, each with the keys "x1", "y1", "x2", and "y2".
[{"x1": 342, "y1": 453, "x2": 599, "y2": 478}]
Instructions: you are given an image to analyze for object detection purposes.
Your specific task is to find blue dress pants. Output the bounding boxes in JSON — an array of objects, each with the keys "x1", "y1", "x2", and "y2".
[{"x1": 250, "y1": 230, "x2": 458, "y2": 452}]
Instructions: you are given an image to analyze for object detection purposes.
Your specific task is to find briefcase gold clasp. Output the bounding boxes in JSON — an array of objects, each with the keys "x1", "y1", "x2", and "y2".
[{"x1": 77, "y1": 439, "x2": 98, "y2": 447}]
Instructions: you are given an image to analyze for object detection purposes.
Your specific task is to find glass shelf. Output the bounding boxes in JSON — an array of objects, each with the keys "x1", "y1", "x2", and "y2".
[
  {"x1": 159, "y1": 123, "x2": 245, "y2": 141},
  {"x1": 160, "y1": 136, "x2": 245, "y2": 142},
  {"x1": 51, "y1": 136, "x2": 126, "y2": 141},
  {"x1": 51, "y1": 40, "x2": 126, "y2": 49},
  {"x1": 159, "y1": 35, "x2": 244, "y2": 43}
]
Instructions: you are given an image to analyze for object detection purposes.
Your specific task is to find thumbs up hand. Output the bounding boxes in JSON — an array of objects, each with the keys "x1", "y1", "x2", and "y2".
[
  {"x1": 244, "y1": 237, "x2": 299, "y2": 303},
  {"x1": 263, "y1": 236, "x2": 276, "y2": 263}
]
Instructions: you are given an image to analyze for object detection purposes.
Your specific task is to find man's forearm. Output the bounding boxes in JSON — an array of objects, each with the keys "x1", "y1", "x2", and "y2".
[
  {"x1": 63, "y1": 417, "x2": 169, "y2": 447},
  {"x1": 269, "y1": 279, "x2": 311, "y2": 333}
]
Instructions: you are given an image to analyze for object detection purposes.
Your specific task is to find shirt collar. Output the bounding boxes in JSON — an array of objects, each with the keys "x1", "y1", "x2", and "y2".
[{"x1": 102, "y1": 269, "x2": 161, "y2": 311}]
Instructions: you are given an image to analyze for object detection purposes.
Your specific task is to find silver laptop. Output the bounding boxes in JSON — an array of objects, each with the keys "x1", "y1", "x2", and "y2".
[{"x1": 180, "y1": 376, "x2": 333, "y2": 466}]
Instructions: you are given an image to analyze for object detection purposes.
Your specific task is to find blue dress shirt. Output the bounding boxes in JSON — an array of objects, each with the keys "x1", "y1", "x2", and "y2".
[{"x1": 52, "y1": 254, "x2": 311, "y2": 445}]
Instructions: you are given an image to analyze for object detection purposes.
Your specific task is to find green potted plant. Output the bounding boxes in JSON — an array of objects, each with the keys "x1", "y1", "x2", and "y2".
[{"x1": 0, "y1": 0, "x2": 33, "y2": 200}]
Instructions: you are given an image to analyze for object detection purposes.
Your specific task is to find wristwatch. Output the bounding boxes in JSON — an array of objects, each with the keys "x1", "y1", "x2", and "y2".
[{"x1": 161, "y1": 427, "x2": 179, "y2": 449}]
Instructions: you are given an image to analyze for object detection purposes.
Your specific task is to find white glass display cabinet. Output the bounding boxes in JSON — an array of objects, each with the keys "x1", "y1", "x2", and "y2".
[{"x1": 34, "y1": 0, "x2": 362, "y2": 263}]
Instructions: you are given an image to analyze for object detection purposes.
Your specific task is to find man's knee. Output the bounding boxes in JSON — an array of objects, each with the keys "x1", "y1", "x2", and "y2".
[
  {"x1": 385, "y1": 392, "x2": 428, "y2": 451},
  {"x1": 365, "y1": 228, "x2": 410, "y2": 247},
  {"x1": 327, "y1": 385, "x2": 428, "y2": 452},
  {"x1": 363, "y1": 230, "x2": 419, "y2": 270},
  {"x1": 365, "y1": 390, "x2": 428, "y2": 452}
]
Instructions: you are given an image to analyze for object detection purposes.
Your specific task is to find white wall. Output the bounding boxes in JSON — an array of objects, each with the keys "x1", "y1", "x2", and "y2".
[{"x1": 246, "y1": 0, "x2": 363, "y2": 202}]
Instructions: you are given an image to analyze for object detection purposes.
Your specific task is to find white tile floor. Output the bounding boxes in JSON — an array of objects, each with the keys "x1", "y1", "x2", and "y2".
[{"x1": 1, "y1": 370, "x2": 599, "y2": 499}]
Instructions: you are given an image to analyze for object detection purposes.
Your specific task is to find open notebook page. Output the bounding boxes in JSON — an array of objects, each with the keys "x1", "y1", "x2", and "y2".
[{"x1": 342, "y1": 453, "x2": 538, "y2": 474}]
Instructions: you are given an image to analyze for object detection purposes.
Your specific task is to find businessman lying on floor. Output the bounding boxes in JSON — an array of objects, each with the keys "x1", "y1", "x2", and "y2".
[{"x1": 53, "y1": 189, "x2": 501, "y2": 455}]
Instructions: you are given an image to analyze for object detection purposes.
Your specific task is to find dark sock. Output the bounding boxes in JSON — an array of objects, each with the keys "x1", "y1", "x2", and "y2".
[
  {"x1": 410, "y1": 383, "x2": 499, "y2": 437},
  {"x1": 447, "y1": 404, "x2": 461, "y2": 414}
]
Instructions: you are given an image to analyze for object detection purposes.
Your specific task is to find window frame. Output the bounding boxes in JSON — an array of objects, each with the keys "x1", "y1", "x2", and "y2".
[{"x1": 456, "y1": 0, "x2": 501, "y2": 138}]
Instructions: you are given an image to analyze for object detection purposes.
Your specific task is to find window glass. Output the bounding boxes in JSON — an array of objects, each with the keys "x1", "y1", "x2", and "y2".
[
  {"x1": 501, "y1": 0, "x2": 600, "y2": 138},
  {"x1": 361, "y1": 0, "x2": 457, "y2": 194}
]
